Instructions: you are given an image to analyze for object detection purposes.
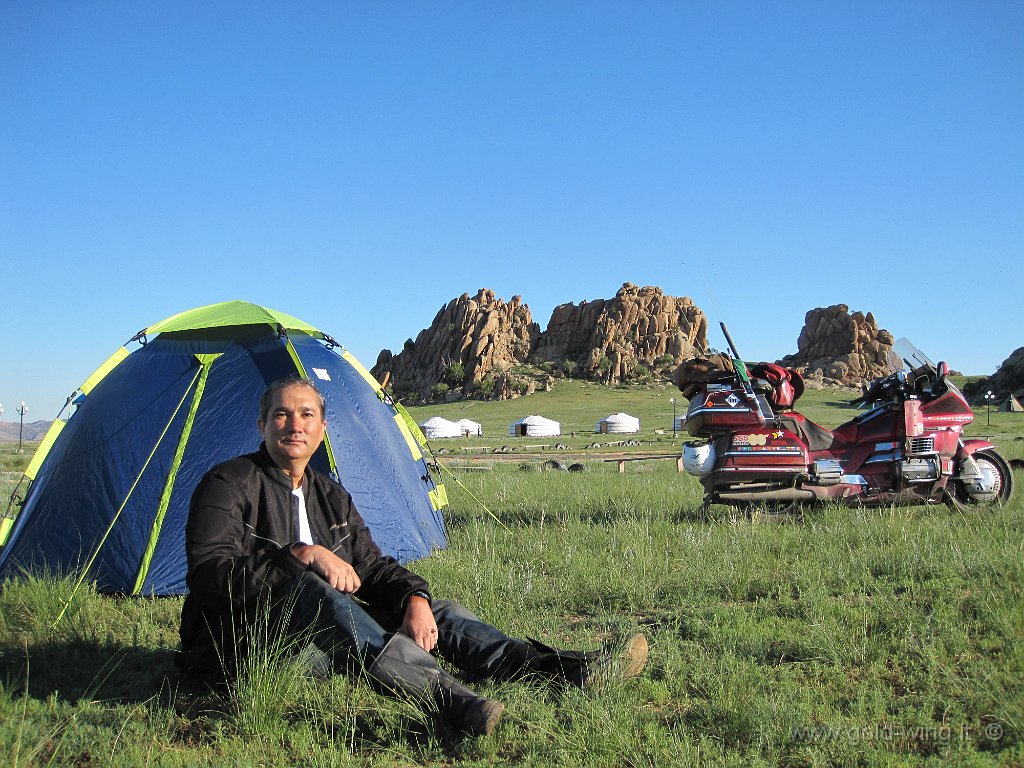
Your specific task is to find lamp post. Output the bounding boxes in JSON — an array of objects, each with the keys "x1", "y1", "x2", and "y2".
[
  {"x1": 984, "y1": 390, "x2": 994, "y2": 427},
  {"x1": 16, "y1": 402, "x2": 27, "y2": 453},
  {"x1": 670, "y1": 397, "x2": 677, "y2": 439}
]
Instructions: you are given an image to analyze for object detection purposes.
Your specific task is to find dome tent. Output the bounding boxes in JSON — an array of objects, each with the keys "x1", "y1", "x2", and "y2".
[
  {"x1": 419, "y1": 416, "x2": 463, "y2": 439},
  {"x1": 509, "y1": 415, "x2": 561, "y2": 437},
  {"x1": 456, "y1": 418, "x2": 483, "y2": 436},
  {"x1": 0, "y1": 300, "x2": 448, "y2": 596},
  {"x1": 596, "y1": 412, "x2": 641, "y2": 434}
]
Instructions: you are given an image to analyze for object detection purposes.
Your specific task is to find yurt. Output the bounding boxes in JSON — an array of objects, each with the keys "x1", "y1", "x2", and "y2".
[
  {"x1": 509, "y1": 415, "x2": 561, "y2": 437},
  {"x1": 419, "y1": 416, "x2": 463, "y2": 439},
  {"x1": 456, "y1": 418, "x2": 483, "y2": 436},
  {"x1": 596, "y1": 412, "x2": 640, "y2": 434}
]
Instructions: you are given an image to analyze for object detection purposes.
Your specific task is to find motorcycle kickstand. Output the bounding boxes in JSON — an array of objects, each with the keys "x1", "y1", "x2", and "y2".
[{"x1": 697, "y1": 494, "x2": 713, "y2": 520}]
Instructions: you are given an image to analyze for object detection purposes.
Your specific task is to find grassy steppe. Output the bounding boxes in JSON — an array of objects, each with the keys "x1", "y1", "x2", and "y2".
[{"x1": 1, "y1": 382, "x2": 1022, "y2": 767}]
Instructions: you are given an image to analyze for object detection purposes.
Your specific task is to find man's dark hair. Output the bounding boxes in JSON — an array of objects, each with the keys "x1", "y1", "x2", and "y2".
[{"x1": 259, "y1": 377, "x2": 326, "y2": 422}]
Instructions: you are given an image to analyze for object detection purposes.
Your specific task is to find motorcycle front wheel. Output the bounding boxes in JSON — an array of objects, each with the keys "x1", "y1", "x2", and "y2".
[{"x1": 948, "y1": 449, "x2": 1015, "y2": 506}]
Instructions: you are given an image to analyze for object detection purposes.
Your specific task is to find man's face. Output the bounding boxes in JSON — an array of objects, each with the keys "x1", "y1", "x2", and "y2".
[{"x1": 257, "y1": 384, "x2": 326, "y2": 470}]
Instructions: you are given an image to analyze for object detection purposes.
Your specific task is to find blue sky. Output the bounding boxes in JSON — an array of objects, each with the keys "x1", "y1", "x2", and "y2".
[{"x1": 2, "y1": 2, "x2": 1021, "y2": 419}]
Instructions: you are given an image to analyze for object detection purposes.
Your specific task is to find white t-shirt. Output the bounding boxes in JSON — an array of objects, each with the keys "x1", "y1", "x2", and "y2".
[{"x1": 292, "y1": 487, "x2": 314, "y2": 545}]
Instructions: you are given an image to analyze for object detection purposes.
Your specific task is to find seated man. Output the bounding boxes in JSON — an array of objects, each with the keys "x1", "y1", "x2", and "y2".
[{"x1": 178, "y1": 377, "x2": 648, "y2": 736}]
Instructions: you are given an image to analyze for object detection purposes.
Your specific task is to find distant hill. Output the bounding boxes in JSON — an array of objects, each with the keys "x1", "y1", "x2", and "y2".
[
  {"x1": 963, "y1": 346, "x2": 1024, "y2": 404},
  {"x1": 0, "y1": 420, "x2": 51, "y2": 443}
]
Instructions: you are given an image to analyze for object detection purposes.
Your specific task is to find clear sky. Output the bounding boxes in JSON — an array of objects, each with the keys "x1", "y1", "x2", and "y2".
[{"x1": 2, "y1": 1, "x2": 1021, "y2": 419}]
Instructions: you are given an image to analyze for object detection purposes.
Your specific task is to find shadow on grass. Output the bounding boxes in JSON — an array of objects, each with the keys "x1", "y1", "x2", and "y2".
[
  {"x1": 0, "y1": 637, "x2": 442, "y2": 757},
  {"x1": 0, "y1": 638, "x2": 186, "y2": 704}
]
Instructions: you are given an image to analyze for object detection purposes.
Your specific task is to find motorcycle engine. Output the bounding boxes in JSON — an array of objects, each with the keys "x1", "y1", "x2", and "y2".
[
  {"x1": 899, "y1": 457, "x2": 940, "y2": 484},
  {"x1": 812, "y1": 459, "x2": 843, "y2": 486}
]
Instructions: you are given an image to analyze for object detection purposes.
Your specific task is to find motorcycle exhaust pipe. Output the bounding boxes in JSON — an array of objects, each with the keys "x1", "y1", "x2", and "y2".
[{"x1": 716, "y1": 488, "x2": 818, "y2": 502}]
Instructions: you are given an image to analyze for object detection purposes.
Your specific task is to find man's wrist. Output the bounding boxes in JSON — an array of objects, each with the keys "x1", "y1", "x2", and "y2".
[
  {"x1": 289, "y1": 542, "x2": 314, "y2": 565},
  {"x1": 406, "y1": 590, "x2": 431, "y2": 606}
]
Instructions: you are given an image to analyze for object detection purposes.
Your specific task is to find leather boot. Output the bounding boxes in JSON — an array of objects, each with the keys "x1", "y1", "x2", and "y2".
[
  {"x1": 367, "y1": 633, "x2": 504, "y2": 736},
  {"x1": 521, "y1": 632, "x2": 649, "y2": 688}
]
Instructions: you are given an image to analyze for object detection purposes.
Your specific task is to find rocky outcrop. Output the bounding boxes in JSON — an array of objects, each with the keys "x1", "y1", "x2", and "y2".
[
  {"x1": 372, "y1": 289, "x2": 540, "y2": 401},
  {"x1": 373, "y1": 283, "x2": 708, "y2": 400},
  {"x1": 529, "y1": 283, "x2": 708, "y2": 384},
  {"x1": 777, "y1": 304, "x2": 896, "y2": 386},
  {"x1": 375, "y1": 290, "x2": 900, "y2": 401},
  {"x1": 963, "y1": 347, "x2": 1024, "y2": 402}
]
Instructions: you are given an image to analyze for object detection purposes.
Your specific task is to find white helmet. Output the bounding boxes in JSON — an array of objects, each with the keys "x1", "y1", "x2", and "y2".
[{"x1": 682, "y1": 441, "x2": 716, "y2": 477}]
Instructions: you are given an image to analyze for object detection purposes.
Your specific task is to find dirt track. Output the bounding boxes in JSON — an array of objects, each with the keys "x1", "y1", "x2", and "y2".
[{"x1": 434, "y1": 448, "x2": 682, "y2": 467}]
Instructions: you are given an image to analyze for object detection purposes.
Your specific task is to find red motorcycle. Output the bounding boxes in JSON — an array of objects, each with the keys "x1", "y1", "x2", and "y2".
[{"x1": 678, "y1": 325, "x2": 1014, "y2": 513}]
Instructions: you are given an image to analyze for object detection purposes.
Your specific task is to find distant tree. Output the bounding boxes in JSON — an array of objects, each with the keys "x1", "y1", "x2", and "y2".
[
  {"x1": 654, "y1": 354, "x2": 675, "y2": 371},
  {"x1": 630, "y1": 363, "x2": 654, "y2": 384},
  {"x1": 561, "y1": 360, "x2": 578, "y2": 378},
  {"x1": 442, "y1": 361, "x2": 465, "y2": 387},
  {"x1": 473, "y1": 376, "x2": 496, "y2": 400}
]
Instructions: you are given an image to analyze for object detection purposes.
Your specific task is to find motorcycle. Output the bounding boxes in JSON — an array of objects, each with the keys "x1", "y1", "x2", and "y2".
[{"x1": 678, "y1": 324, "x2": 1014, "y2": 513}]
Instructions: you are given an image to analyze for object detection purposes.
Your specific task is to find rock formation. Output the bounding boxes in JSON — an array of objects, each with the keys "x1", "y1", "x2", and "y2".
[
  {"x1": 777, "y1": 304, "x2": 896, "y2": 386},
  {"x1": 374, "y1": 290, "x2": 901, "y2": 401},
  {"x1": 373, "y1": 283, "x2": 708, "y2": 401},
  {"x1": 529, "y1": 283, "x2": 708, "y2": 384},
  {"x1": 372, "y1": 289, "x2": 540, "y2": 401},
  {"x1": 963, "y1": 347, "x2": 1024, "y2": 402}
]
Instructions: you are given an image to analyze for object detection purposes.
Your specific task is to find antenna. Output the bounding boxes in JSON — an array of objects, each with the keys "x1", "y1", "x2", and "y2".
[
  {"x1": 720, "y1": 321, "x2": 743, "y2": 362},
  {"x1": 696, "y1": 262, "x2": 724, "y2": 325},
  {"x1": 694, "y1": 260, "x2": 735, "y2": 355}
]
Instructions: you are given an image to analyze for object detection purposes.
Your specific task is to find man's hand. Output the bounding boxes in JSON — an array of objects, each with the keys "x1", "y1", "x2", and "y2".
[
  {"x1": 291, "y1": 544, "x2": 361, "y2": 593},
  {"x1": 401, "y1": 594, "x2": 438, "y2": 652}
]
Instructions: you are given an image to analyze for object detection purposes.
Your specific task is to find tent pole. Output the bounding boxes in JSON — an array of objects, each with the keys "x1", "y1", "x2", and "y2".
[{"x1": 131, "y1": 353, "x2": 222, "y2": 594}]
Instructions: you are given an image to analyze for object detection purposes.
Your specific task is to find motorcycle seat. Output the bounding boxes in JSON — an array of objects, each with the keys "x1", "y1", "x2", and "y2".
[{"x1": 777, "y1": 413, "x2": 842, "y2": 453}]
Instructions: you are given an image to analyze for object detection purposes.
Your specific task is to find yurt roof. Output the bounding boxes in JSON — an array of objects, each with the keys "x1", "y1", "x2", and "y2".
[
  {"x1": 599, "y1": 412, "x2": 638, "y2": 422},
  {"x1": 512, "y1": 414, "x2": 559, "y2": 426},
  {"x1": 420, "y1": 416, "x2": 459, "y2": 428}
]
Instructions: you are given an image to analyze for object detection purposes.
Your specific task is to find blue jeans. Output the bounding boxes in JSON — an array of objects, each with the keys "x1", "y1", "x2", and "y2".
[{"x1": 285, "y1": 571, "x2": 531, "y2": 681}]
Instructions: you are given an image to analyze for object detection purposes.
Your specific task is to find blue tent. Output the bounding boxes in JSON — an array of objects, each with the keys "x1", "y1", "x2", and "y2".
[{"x1": 0, "y1": 301, "x2": 448, "y2": 595}]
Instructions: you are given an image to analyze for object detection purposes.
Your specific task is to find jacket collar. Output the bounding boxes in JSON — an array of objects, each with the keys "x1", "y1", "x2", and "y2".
[{"x1": 255, "y1": 442, "x2": 313, "y2": 492}]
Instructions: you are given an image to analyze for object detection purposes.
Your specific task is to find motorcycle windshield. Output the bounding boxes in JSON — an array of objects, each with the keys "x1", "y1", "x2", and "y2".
[{"x1": 892, "y1": 338, "x2": 936, "y2": 373}]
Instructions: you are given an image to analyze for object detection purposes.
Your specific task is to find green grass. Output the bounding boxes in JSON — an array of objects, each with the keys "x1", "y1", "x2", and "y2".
[{"x1": 1, "y1": 386, "x2": 1023, "y2": 766}]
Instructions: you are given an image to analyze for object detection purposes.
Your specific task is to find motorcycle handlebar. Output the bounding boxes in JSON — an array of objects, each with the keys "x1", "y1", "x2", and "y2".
[{"x1": 852, "y1": 371, "x2": 906, "y2": 407}]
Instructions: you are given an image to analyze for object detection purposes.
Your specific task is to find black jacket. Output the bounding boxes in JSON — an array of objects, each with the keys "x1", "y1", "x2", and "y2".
[{"x1": 178, "y1": 444, "x2": 430, "y2": 677}]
